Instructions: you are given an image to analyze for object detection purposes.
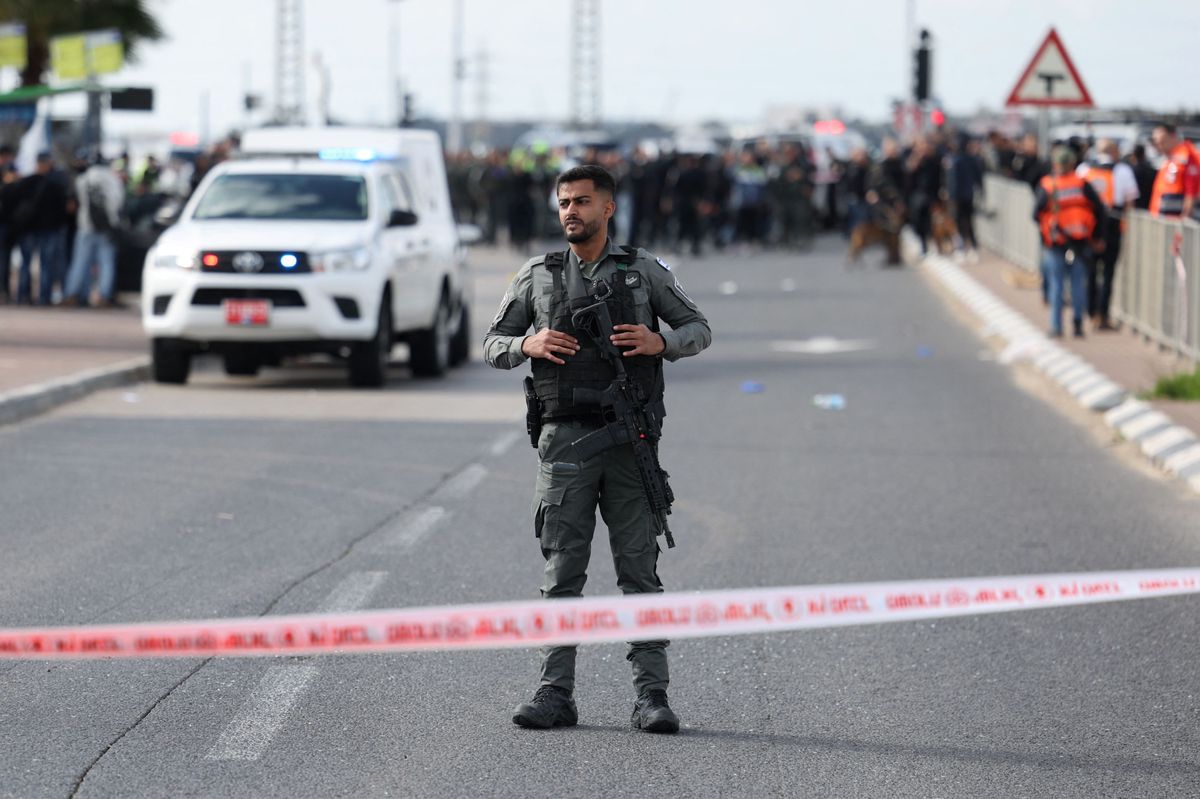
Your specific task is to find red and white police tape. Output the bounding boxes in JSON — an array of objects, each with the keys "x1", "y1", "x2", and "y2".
[{"x1": 2, "y1": 568, "x2": 1197, "y2": 660}]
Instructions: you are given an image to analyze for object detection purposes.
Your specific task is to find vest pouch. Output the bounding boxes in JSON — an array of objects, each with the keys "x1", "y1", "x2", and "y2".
[{"x1": 630, "y1": 286, "x2": 652, "y2": 326}]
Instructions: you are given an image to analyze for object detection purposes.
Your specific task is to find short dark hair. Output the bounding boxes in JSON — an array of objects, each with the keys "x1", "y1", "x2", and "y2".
[
  {"x1": 556, "y1": 164, "x2": 615, "y2": 196},
  {"x1": 1154, "y1": 122, "x2": 1178, "y2": 136}
]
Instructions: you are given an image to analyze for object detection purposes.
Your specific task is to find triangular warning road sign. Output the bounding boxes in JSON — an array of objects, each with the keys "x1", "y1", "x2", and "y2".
[{"x1": 1006, "y1": 28, "x2": 1094, "y2": 108}]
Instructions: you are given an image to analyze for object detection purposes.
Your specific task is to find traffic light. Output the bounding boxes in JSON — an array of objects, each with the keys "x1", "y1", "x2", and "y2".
[
  {"x1": 913, "y1": 29, "x2": 931, "y2": 102},
  {"x1": 110, "y1": 87, "x2": 153, "y2": 112}
]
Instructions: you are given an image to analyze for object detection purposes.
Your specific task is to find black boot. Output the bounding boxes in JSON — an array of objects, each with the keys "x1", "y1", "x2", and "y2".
[
  {"x1": 512, "y1": 685, "x2": 578, "y2": 729},
  {"x1": 631, "y1": 689, "x2": 679, "y2": 734}
]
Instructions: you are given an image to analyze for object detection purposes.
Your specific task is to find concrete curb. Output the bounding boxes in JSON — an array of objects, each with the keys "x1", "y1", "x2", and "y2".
[
  {"x1": 903, "y1": 231, "x2": 1200, "y2": 497},
  {"x1": 0, "y1": 356, "x2": 151, "y2": 428}
]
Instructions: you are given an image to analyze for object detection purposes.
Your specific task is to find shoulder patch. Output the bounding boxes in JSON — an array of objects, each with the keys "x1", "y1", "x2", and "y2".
[
  {"x1": 670, "y1": 275, "x2": 697, "y2": 307},
  {"x1": 491, "y1": 290, "x2": 516, "y2": 326},
  {"x1": 655, "y1": 256, "x2": 672, "y2": 271}
]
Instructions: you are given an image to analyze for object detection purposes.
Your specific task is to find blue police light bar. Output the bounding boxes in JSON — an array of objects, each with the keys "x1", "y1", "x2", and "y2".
[
  {"x1": 280, "y1": 253, "x2": 299, "y2": 269},
  {"x1": 317, "y1": 147, "x2": 393, "y2": 162}
]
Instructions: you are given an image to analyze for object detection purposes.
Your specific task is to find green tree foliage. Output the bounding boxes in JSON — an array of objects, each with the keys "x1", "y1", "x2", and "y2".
[{"x1": 0, "y1": 0, "x2": 164, "y2": 86}]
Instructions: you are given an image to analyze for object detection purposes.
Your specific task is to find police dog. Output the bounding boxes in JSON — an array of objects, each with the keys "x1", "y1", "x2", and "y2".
[
  {"x1": 930, "y1": 201, "x2": 958, "y2": 255},
  {"x1": 846, "y1": 199, "x2": 903, "y2": 266}
]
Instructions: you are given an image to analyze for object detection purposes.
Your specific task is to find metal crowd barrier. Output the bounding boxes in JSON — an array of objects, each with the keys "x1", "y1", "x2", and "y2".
[
  {"x1": 976, "y1": 174, "x2": 1040, "y2": 272},
  {"x1": 1116, "y1": 212, "x2": 1200, "y2": 362},
  {"x1": 977, "y1": 174, "x2": 1199, "y2": 363}
]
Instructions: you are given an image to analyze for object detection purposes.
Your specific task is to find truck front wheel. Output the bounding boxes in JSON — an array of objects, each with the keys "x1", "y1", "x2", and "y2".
[
  {"x1": 348, "y1": 296, "x2": 392, "y2": 387},
  {"x1": 151, "y1": 339, "x2": 191, "y2": 385},
  {"x1": 410, "y1": 294, "x2": 451, "y2": 377}
]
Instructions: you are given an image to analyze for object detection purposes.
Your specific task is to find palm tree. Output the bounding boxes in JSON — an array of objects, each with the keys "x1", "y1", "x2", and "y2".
[{"x1": 0, "y1": 0, "x2": 164, "y2": 86}]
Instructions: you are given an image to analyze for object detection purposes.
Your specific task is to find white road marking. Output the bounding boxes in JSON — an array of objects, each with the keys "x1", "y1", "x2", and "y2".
[
  {"x1": 489, "y1": 430, "x2": 522, "y2": 457},
  {"x1": 383, "y1": 505, "x2": 448, "y2": 549},
  {"x1": 206, "y1": 665, "x2": 319, "y2": 761},
  {"x1": 317, "y1": 571, "x2": 388, "y2": 613},
  {"x1": 431, "y1": 463, "x2": 488, "y2": 503},
  {"x1": 206, "y1": 460, "x2": 490, "y2": 761},
  {"x1": 207, "y1": 571, "x2": 389, "y2": 761},
  {"x1": 771, "y1": 337, "x2": 875, "y2": 355}
]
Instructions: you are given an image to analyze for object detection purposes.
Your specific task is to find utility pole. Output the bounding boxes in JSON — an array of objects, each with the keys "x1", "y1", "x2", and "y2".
[
  {"x1": 570, "y1": 0, "x2": 601, "y2": 128},
  {"x1": 274, "y1": 0, "x2": 306, "y2": 125},
  {"x1": 387, "y1": 0, "x2": 405, "y2": 127},
  {"x1": 313, "y1": 51, "x2": 331, "y2": 126},
  {"x1": 905, "y1": 0, "x2": 915, "y2": 102},
  {"x1": 447, "y1": 0, "x2": 465, "y2": 153},
  {"x1": 199, "y1": 90, "x2": 210, "y2": 146}
]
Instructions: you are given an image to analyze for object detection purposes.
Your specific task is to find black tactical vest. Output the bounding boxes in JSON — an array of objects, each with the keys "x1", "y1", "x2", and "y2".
[{"x1": 532, "y1": 247, "x2": 665, "y2": 420}]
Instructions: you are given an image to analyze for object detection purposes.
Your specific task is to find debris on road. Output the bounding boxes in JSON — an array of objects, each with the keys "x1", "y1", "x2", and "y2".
[{"x1": 812, "y1": 394, "x2": 846, "y2": 410}]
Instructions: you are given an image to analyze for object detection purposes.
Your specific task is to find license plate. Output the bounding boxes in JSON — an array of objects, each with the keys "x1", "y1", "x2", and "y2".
[{"x1": 223, "y1": 299, "x2": 271, "y2": 326}]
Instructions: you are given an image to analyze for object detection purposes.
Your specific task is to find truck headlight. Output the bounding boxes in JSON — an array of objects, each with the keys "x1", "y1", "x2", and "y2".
[
  {"x1": 311, "y1": 246, "x2": 372, "y2": 272},
  {"x1": 152, "y1": 250, "x2": 198, "y2": 269}
]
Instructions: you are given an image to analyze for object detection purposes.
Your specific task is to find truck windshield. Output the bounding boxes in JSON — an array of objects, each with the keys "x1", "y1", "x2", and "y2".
[{"x1": 192, "y1": 174, "x2": 369, "y2": 221}]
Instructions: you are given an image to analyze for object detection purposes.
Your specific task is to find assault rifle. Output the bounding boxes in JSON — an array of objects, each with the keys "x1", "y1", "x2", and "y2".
[{"x1": 569, "y1": 295, "x2": 676, "y2": 548}]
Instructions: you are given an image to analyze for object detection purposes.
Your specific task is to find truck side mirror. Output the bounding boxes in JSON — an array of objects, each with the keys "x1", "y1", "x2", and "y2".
[{"x1": 388, "y1": 209, "x2": 418, "y2": 227}]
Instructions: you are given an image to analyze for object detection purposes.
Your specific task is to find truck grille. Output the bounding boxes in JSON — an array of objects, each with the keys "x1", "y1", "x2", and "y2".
[
  {"x1": 200, "y1": 250, "x2": 311, "y2": 274},
  {"x1": 191, "y1": 288, "x2": 306, "y2": 307}
]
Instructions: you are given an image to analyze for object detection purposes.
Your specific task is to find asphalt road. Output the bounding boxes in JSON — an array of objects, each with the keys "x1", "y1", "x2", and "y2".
[{"x1": 1, "y1": 238, "x2": 1198, "y2": 798}]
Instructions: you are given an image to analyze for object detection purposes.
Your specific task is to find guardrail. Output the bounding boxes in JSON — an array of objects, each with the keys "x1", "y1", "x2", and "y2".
[{"x1": 977, "y1": 173, "x2": 1199, "y2": 363}]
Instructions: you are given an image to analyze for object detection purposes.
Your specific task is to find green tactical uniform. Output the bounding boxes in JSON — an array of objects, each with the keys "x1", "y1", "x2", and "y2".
[{"x1": 484, "y1": 238, "x2": 711, "y2": 695}]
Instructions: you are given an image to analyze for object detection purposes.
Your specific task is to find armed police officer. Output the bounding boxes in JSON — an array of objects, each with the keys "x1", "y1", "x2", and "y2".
[{"x1": 484, "y1": 165, "x2": 711, "y2": 734}]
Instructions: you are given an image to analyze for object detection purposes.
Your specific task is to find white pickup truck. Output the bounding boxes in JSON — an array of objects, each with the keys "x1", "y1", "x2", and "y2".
[{"x1": 141, "y1": 127, "x2": 472, "y2": 386}]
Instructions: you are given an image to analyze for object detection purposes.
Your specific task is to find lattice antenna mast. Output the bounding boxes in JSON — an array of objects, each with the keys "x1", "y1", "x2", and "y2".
[
  {"x1": 447, "y1": 0, "x2": 466, "y2": 153},
  {"x1": 472, "y1": 45, "x2": 490, "y2": 150},
  {"x1": 274, "y1": 0, "x2": 307, "y2": 125},
  {"x1": 569, "y1": 0, "x2": 601, "y2": 128}
]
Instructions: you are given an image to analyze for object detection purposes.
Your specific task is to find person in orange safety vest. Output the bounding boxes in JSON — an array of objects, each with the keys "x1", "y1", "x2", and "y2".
[
  {"x1": 1032, "y1": 147, "x2": 1106, "y2": 338},
  {"x1": 1077, "y1": 139, "x2": 1140, "y2": 329},
  {"x1": 1149, "y1": 123, "x2": 1200, "y2": 222}
]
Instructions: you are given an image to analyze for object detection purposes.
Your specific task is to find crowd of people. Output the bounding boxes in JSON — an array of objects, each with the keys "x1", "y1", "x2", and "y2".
[
  {"x1": 0, "y1": 137, "x2": 235, "y2": 308},
  {"x1": 446, "y1": 143, "x2": 825, "y2": 257},
  {"x1": 1029, "y1": 123, "x2": 1199, "y2": 337},
  {"x1": 444, "y1": 130, "x2": 998, "y2": 265}
]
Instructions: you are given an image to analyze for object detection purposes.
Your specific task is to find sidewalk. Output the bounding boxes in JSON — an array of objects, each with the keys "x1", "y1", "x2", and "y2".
[
  {"x1": 967, "y1": 251, "x2": 1200, "y2": 438},
  {"x1": 0, "y1": 302, "x2": 149, "y2": 425}
]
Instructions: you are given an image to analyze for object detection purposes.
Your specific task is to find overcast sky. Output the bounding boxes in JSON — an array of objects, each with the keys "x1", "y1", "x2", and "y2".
[{"x1": 62, "y1": 0, "x2": 1200, "y2": 141}]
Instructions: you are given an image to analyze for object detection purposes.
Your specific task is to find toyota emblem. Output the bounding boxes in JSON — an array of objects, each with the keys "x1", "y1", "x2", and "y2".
[{"x1": 231, "y1": 251, "x2": 264, "y2": 273}]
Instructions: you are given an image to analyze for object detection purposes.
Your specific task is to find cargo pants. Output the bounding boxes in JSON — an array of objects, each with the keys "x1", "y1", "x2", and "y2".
[{"x1": 533, "y1": 419, "x2": 669, "y2": 695}]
